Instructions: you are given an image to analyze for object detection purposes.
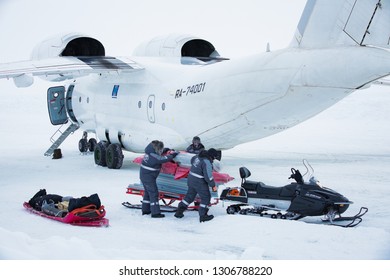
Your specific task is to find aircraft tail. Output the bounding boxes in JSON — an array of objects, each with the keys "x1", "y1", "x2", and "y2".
[{"x1": 291, "y1": 0, "x2": 390, "y2": 48}]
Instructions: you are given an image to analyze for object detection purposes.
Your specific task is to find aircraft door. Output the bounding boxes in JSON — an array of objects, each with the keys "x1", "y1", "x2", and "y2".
[
  {"x1": 147, "y1": 95, "x2": 156, "y2": 123},
  {"x1": 65, "y1": 84, "x2": 77, "y2": 123},
  {"x1": 47, "y1": 86, "x2": 67, "y2": 125}
]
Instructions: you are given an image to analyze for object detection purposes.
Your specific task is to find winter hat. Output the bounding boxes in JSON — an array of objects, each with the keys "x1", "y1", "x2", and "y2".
[{"x1": 207, "y1": 148, "x2": 222, "y2": 161}]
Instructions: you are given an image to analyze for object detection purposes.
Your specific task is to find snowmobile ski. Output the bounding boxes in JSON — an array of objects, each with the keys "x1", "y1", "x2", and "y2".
[{"x1": 322, "y1": 207, "x2": 368, "y2": 228}]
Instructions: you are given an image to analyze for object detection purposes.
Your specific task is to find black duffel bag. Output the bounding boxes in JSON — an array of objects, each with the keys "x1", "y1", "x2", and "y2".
[{"x1": 68, "y1": 193, "x2": 101, "y2": 212}]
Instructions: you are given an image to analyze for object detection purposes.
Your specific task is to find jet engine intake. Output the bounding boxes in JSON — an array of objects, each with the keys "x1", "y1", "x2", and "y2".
[
  {"x1": 133, "y1": 33, "x2": 222, "y2": 62},
  {"x1": 31, "y1": 33, "x2": 105, "y2": 60}
]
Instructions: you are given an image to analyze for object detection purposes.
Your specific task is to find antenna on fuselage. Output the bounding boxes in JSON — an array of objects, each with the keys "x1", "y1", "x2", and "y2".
[{"x1": 266, "y1": 42, "x2": 271, "y2": 52}]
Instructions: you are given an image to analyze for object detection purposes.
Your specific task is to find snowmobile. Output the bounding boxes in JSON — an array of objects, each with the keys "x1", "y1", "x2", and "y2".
[{"x1": 220, "y1": 160, "x2": 367, "y2": 227}]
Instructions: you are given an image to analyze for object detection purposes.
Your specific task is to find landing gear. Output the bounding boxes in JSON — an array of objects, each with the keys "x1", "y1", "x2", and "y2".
[
  {"x1": 94, "y1": 141, "x2": 108, "y2": 166},
  {"x1": 78, "y1": 138, "x2": 88, "y2": 153},
  {"x1": 94, "y1": 141, "x2": 124, "y2": 169},
  {"x1": 78, "y1": 132, "x2": 97, "y2": 153},
  {"x1": 106, "y1": 143, "x2": 124, "y2": 169},
  {"x1": 88, "y1": 138, "x2": 97, "y2": 152},
  {"x1": 78, "y1": 131, "x2": 124, "y2": 169}
]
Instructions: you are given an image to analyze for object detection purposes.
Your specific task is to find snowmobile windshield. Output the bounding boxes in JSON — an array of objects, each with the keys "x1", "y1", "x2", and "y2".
[{"x1": 309, "y1": 176, "x2": 322, "y2": 187}]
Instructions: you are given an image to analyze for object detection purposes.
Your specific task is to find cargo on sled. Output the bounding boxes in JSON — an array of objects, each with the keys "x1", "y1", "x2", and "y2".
[
  {"x1": 24, "y1": 189, "x2": 109, "y2": 227},
  {"x1": 123, "y1": 152, "x2": 234, "y2": 212}
]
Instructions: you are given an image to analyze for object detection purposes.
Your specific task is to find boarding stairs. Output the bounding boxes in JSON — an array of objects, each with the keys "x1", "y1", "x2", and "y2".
[{"x1": 44, "y1": 122, "x2": 80, "y2": 156}]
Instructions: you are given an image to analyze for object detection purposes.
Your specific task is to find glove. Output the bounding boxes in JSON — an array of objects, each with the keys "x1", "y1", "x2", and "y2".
[{"x1": 171, "y1": 151, "x2": 179, "y2": 158}]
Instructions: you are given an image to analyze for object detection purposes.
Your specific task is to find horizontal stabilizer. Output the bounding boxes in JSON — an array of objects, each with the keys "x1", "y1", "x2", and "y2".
[{"x1": 292, "y1": 0, "x2": 390, "y2": 48}]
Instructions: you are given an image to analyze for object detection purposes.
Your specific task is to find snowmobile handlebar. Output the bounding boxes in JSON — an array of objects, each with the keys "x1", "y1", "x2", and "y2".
[{"x1": 289, "y1": 168, "x2": 304, "y2": 184}]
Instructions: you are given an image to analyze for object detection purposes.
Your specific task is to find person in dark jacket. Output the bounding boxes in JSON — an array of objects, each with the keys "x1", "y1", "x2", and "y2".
[
  {"x1": 174, "y1": 148, "x2": 221, "y2": 222},
  {"x1": 140, "y1": 140, "x2": 179, "y2": 218},
  {"x1": 186, "y1": 136, "x2": 205, "y2": 154}
]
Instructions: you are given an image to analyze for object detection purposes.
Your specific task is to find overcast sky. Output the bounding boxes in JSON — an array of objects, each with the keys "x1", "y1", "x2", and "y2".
[{"x1": 0, "y1": 0, "x2": 306, "y2": 62}]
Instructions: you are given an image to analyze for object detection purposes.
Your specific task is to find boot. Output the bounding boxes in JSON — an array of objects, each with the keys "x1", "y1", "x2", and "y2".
[
  {"x1": 174, "y1": 205, "x2": 186, "y2": 218},
  {"x1": 199, "y1": 214, "x2": 214, "y2": 223},
  {"x1": 151, "y1": 213, "x2": 165, "y2": 218}
]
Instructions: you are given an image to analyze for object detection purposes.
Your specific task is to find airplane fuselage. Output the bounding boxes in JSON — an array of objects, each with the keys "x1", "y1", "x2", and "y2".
[
  {"x1": 69, "y1": 46, "x2": 390, "y2": 152},
  {"x1": 1, "y1": 0, "x2": 389, "y2": 169}
]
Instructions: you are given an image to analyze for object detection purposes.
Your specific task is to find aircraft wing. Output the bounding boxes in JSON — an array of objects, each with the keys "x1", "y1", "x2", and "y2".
[{"x1": 0, "y1": 56, "x2": 144, "y2": 87}]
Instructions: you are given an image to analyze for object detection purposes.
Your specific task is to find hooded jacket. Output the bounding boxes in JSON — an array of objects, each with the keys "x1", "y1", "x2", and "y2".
[
  {"x1": 187, "y1": 150, "x2": 216, "y2": 188},
  {"x1": 140, "y1": 142, "x2": 175, "y2": 183}
]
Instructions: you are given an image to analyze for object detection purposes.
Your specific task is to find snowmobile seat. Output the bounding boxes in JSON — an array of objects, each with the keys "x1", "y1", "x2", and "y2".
[
  {"x1": 256, "y1": 183, "x2": 284, "y2": 198},
  {"x1": 242, "y1": 180, "x2": 258, "y2": 191},
  {"x1": 279, "y1": 184, "x2": 298, "y2": 197}
]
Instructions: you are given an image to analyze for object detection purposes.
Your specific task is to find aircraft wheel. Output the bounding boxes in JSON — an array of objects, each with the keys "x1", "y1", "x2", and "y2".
[
  {"x1": 78, "y1": 139, "x2": 88, "y2": 153},
  {"x1": 88, "y1": 138, "x2": 97, "y2": 152},
  {"x1": 94, "y1": 141, "x2": 108, "y2": 166},
  {"x1": 106, "y1": 143, "x2": 124, "y2": 169}
]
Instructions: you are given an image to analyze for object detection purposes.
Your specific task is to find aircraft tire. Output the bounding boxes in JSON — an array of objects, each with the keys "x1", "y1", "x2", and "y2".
[
  {"x1": 94, "y1": 141, "x2": 108, "y2": 166},
  {"x1": 88, "y1": 138, "x2": 97, "y2": 152},
  {"x1": 78, "y1": 139, "x2": 88, "y2": 153},
  {"x1": 106, "y1": 143, "x2": 123, "y2": 169}
]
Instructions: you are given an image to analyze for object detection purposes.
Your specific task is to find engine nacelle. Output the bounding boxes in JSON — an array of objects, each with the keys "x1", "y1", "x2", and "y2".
[
  {"x1": 31, "y1": 33, "x2": 105, "y2": 60},
  {"x1": 30, "y1": 33, "x2": 105, "y2": 82},
  {"x1": 133, "y1": 33, "x2": 221, "y2": 61}
]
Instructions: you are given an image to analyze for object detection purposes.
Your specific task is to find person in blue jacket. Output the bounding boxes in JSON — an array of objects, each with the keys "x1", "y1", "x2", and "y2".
[
  {"x1": 140, "y1": 140, "x2": 179, "y2": 218},
  {"x1": 186, "y1": 136, "x2": 205, "y2": 154},
  {"x1": 174, "y1": 148, "x2": 221, "y2": 222}
]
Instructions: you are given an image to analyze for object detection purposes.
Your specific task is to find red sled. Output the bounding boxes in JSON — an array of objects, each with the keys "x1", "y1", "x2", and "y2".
[
  {"x1": 124, "y1": 182, "x2": 220, "y2": 212},
  {"x1": 23, "y1": 202, "x2": 109, "y2": 227}
]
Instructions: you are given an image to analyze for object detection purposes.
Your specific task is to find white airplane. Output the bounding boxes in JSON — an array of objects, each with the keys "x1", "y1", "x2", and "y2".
[{"x1": 1, "y1": 0, "x2": 390, "y2": 169}]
